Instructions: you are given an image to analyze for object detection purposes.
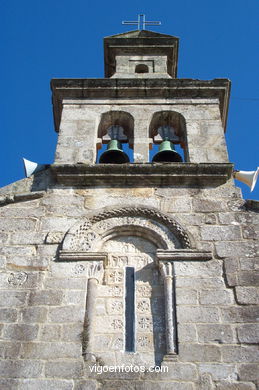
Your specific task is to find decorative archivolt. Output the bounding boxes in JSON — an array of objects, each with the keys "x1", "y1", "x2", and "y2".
[{"x1": 60, "y1": 206, "x2": 192, "y2": 254}]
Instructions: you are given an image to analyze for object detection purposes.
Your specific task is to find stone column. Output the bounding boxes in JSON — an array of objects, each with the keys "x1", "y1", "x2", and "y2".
[
  {"x1": 83, "y1": 261, "x2": 104, "y2": 362},
  {"x1": 159, "y1": 260, "x2": 177, "y2": 358}
]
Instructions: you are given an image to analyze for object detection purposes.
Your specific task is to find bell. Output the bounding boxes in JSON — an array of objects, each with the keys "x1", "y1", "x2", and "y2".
[
  {"x1": 99, "y1": 140, "x2": 130, "y2": 164},
  {"x1": 152, "y1": 139, "x2": 182, "y2": 163}
]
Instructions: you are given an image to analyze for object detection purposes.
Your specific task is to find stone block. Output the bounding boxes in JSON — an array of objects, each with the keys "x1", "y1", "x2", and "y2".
[
  {"x1": 237, "y1": 324, "x2": 259, "y2": 344},
  {"x1": 200, "y1": 225, "x2": 241, "y2": 241},
  {"x1": 9, "y1": 232, "x2": 45, "y2": 245},
  {"x1": 199, "y1": 363, "x2": 237, "y2": 380},
  {"x1": 224, "y1": 258, "x2": 239, "y2": 274},
  {"x1": 3, "y1": 324, "x2": 39, "y2": 341},
  {"x1": 216, "y1": 382, "x2": 256, "y2": 390},
  {"x1": 197, "y1": 324, "x2": 234, "y2": 343},
  {"x1": 6, "y1": 256, "x2": 49, "y2": 271},
  {"x1": 44, "y1": 277, "x2": 86, "y2": 290},
  {"x1": 20, "y1": 342, "x2": 80, "y2": 359},
  {"x1": 237, "y1": 272, "x2": 259, "y2": 287},
  {"x1": 41, "y1": 217, "x2": 77, "y2": 232},
  {"x1": 28, "y1": 290, "x2": 63, "y2": 306},
  {"x1": 1, "y1": 245, "x2": 36, "y2": 257},
  {"x1": 73, "y1": 380, "x2": 98, "y2": 390},
  {"x1": 0, "y1": 359, "x2": 43, "y2": 378},
  {"x1": 215, "y1": 241, "x2": 256, "y2": 258},
  {"x1": 48, "y1": 305, "x2": 85, "y2": 323},
  {"x1": 146, "y1": 362, "x2": 198, "y2": 381},
  {"x1": 0, "y1": 379, "x2": 19, "y2": 390},
  {"x1": 176, "y1": 277, "x2": 224, "y2": 289},
  {"x1": 45, "y1": 360, "x2": 84, "y2": 378},
  {"x1": 238, "y1": 364, "x2": 259, "y2": 381},
  {"x1": 178, "y1": 324, "x2": 198, "y2": 342},
  {"x1": 192, "y1": 199, "x2": 227, "y2": 212},
  {"x1": 199, "y1": 289, "x2": 234, "y2": 305},
  {"x1": 0, "y1": 218, "x2": 38, "y2": 232},
  {"x1": 143, "y1": 383, "x2": 195, "y2": 390},
  {"x1": 0, "y1": 341, "x2": 21, "y2": 358},
  {"x1": 161, "y1": 197, "x2": 192, "y2": 213},
  {"x1": 221, "y1": 306, "x2": 259, "y2": 323},
  {"x1": 179, "y1": 344, "x2": 221, "y2": 362},
  {"x1": 0, "y1": 206, "x2": 45, "y2": 218},
  {"x1": 0, "y1": 308, "x2": 18, "y2": 322},
  {"x1": 63, "y1": 290, "x2": 86, "y2": 305},
  {"x1": 18, "y1": 379, "x2": 74, "y2": 390},
  {"x1": 40, "y1": 325, "x2": 61, "y2": 341},
  {"x1": 174, "y1": 260, "x2": 222, "y2": 277},
  {"x1": 221, "y1": 346, "x2": 259, "y2": 363},
  {"x1": 239, "y1": 257, "x2": 258, "y2": 271},
  {"x1": 0, "y1": 291, "x2": 27, "y2": 307},
  {"x1": 1, "y1": 271, "x2": 43, "y2": 289},
  {"x1": 175, "y1": 213, "x2": 205, "y2": 226},
  {"x1": 177, "y1": 306, "x2": 220, "y2": 323},
  {"x1": 242, "y1": 225, "x2": 258, "y2": 239},
  {"x1": 21, "y1": 307, "x2": 48, "y2": 323},
  {"x1": 235, "y1": 287, "x2": 259, "y2": 304},
  {"x1": 62, "y1": 324, "x2": 83, "y2": 342},
  {"x1": 176, "y1": 289, "x2": 198, "y2": 304}
]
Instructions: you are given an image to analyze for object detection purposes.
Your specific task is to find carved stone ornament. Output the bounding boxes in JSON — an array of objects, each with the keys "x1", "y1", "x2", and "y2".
[
  {"x1": 8, "y1": 272, "x2": 28, "y2": 286},
  {"x1": 86, "y1": 261, "x2": 104, "y2": 282},
  {"x1": 59, "y1": 207, "x2": 191, "y2": 259}
]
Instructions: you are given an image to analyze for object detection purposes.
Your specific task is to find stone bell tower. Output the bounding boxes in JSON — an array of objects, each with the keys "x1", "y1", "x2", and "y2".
[{"x1": 0, "y1": 29, "x2": 258, "y2": 390}]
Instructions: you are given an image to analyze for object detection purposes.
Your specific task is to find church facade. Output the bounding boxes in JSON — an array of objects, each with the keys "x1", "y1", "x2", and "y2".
[{"x1": 0, "y1": 30, "x2": 258, "y2": 390}]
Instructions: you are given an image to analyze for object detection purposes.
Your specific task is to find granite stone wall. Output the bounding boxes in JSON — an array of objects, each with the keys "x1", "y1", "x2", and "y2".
[{"x1": 0, "y1": 176, "x2": 258, "y2": 390}]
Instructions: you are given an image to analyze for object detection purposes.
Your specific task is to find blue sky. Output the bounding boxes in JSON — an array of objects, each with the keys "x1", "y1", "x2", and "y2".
[{"x1": 1, "y1": 0, "x2": 259, "y2": 200}]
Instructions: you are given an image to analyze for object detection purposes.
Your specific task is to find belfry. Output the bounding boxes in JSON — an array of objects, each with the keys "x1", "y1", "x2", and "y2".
[{"x1": 0, "y1": 27, "x2": 258, "y2": 390}]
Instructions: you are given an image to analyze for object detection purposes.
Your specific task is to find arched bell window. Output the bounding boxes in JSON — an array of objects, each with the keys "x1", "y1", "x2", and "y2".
[
  {"x1": 149, "y1": 111, "x2": 188, "y2": 163},
  {"x1": 97, "y1": 111, "x2": 134, "y2": 164}
]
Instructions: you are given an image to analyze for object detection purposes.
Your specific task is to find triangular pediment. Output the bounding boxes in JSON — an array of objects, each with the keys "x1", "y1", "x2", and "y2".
[{"x1": 105, "y1": 29, "x2": 178, "y2": 39}]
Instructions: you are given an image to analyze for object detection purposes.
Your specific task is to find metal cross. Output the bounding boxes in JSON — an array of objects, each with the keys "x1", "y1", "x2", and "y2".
[{"x1": 122, "y1": 14, "x2": 161, "y2": 30}]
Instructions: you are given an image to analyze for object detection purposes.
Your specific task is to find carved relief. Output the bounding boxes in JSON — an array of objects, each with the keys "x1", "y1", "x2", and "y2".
[
  {"x1": 108, "y1": 255, "x2": 128, "y2": 268},
  {"x1": 111, "y1": 319, "x2": 123, "y2": 330},
  {"x1": 137, "y1": 284, "x2": 152, "y2": 297},
  {"x1": 63, "y1": 206, "x2": 191, "y2": 254},
  {"x1": 138, "y1": 317, "x2": 152, "y2": 330},
  {"x1": 107, "y1": 270, "x2": 123, "y2": 284},
  {"x1": 138, "y1": 335, "x2": 152, "y2": 348},
  {"x1": 86, "y1": 261, "x2": 104, "y2": 282},
  {"x1": 73, "y1": 264, "x2": 86, "y2": 275},
  {"x1": 108, "y1": 300, "x2": 123, "y2": 314},
  {"x1": 137, "y1": 300, "x2": 150, "y2": 313},
  {"x1": 112, "y1": 336, "x2": 123, "y2": 350},
  {"x1": 46, "y1": 231, "x2": 64, "y2": 244},
  {"x1": 108, "y1": 286, "x2": 123, "y2": 296},
  {"x1": 8, "y1": 272, "x2": 28, "y2": 286}
]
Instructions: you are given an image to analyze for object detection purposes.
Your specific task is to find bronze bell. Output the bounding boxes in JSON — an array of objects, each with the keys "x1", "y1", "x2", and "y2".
[
  {"x1": 99, "y1": 140, "x2": 130, "y2": 164},
  {"x1": 152, "y1": 139, "x2": 182, "y2": 163}
]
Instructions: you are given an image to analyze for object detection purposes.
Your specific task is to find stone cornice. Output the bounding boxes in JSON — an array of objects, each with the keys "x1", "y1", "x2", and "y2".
[
  {"x1": 51, "y1": 78, "x2": 230, "y2": 132},
  {"x1": 51, "y1": 163, "x2": 233, "y2": 187},
  {"x1": 156, "y1": 249, "x2": 213, "y2": 261}
]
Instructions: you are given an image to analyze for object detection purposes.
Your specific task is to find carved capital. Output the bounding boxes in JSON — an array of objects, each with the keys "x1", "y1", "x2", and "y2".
[
  {"x1": 86, "y1": 261, "x2": 104, "y2": 283},
  {"x1": 159, "y1": 261, "x2": 174, "y2": 279}
]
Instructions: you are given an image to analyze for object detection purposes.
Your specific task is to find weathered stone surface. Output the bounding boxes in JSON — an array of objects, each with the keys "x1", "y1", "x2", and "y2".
[
  {"x1": 18, "y1": 379, "x2": 74, "y2": 390},
  {"x1": 237, "y1": 324, "x2": 259, "y2": 344},
  {"x1": 199, "y1": 363, "x2": 237, "y2": 380},
  {"x1": 20, "y1": 342, "x2": 80, "y2": 359},
  {"x1": 200, "y1": 225, "x2": 241, "y2": 241},
  {"x1": 215, "y1": 382, "x2": 256, "y2": 390},
  {"x1": 197, "y1": 324, "x2": 235, "y2": 343},
  {"x1": 48, "y1": 305, "x2": 85, "y2": 323},
  {"x1": 3, "y1": 324, "x2": 39, "y2": 341},
  {"x1": 0, "y1": 341, "x2": 21, "y2": 358},
  {"x1": 179, "y1": 344, "x2": 221, "y2": 362},
  {"x1": 238, "y1": 364, "x2": 259, "y2": 381},
  {"x1": 235, "y1": 287, "x2": 259, "y2": 304},
  {"x1": 0, "y1": 291, "x2": 27, "y2": 307},
  {"x1": 73, "y1": 380, "x2": 98, "y2": 390},
  {"x1": 21, "y1": 307, "x2": 48, "y2": 323},
  {"x1": 177, "y1": 306, "x2": 220, "y2": 323},
  {"x1": 221, "y1": 346, "x2": 259, "y2": 363},
  {"x1": 29, "y1": 290, "x2": 63, "y2": 306},
  {"x1": 39, "y1": 325, "x2": 61, "y2": 341},
  {"x1": 237, "y1": 272, "x2": 259, "y2": 287},
  {"x1": 199, "y1": 289, "x2": 234, "y2": 305},
  {"x1": 45, "y1": 360, "x2": 84, "y2": 378},
  {"x1": 0, "y1": 308, "x2": 18, "y2": 322},
  {"x1": 178, "y1": 324, "x2": 198, "y2": 342},
  {"x1": 192, "y1": 199, "x2": 227, "y2": 212},
  {"x1": 0, "y1": 360, "x2": 43, "y2": 378},
  {"x1": 221, "y1": 307, "x2": 259, "y2": 323},
  {"x1": 215, "y1": 241, "x2": 256, "y2": 258}
]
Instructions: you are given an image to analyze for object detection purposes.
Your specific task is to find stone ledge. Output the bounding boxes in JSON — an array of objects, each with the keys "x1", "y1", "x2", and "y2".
[
  {"x1": 51, "y1": 78, "x2": 230, "y2": 131},
  {"x1": 51, "y1": 163, "x2": 233, "y2": 187},
  {"x1": 156, "y1": 249, "x2": 213, "y2": 261},
  {"x1": 0, "y1": 191, "x2": 45, "y2": 207}
]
